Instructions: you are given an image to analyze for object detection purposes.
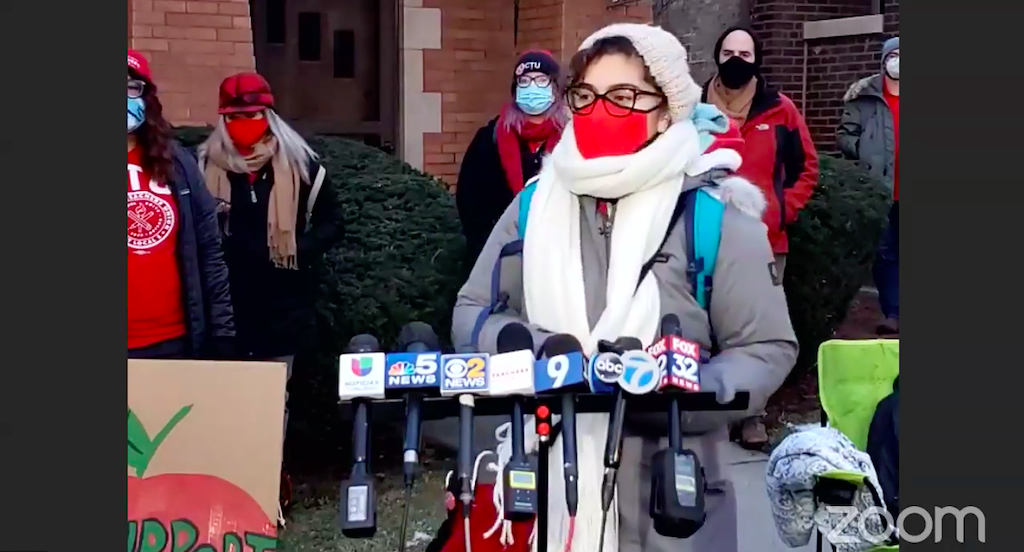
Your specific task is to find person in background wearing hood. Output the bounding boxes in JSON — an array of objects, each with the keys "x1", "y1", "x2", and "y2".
[
  {"x1": 197, "y1": 73, "x2": 344, "y2": 457},
  {"x1": 703, "y1": 26, "x2": 819, "y2": 450},
  {"x1": 455, "y1": 50, "x2": 569, "y2": 265},
  {"x1": 838, "y1": 37, "x2": 899, "y2": 335},
  {"x1": 127, "y1": 49, "x2": 235, "y2": 360},
  {"x1": 451, "y1": 23, "x2": 797, "y2": 552}
]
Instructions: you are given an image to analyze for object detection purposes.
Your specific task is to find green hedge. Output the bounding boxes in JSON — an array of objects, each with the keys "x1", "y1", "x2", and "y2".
[
  {"x1": 785, "y1": 155, "x2": 890, "y2": 372},
  {"x1": 176, "y1": 128, "x2": 885, "y2": 424},
  {"x1": 175, "y1": 128, "x2": 468, "y2": 354}
]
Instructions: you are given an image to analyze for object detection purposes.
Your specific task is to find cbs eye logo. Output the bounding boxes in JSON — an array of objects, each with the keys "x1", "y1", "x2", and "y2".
[
  {"x1": 444, "y1": 357, "x2": 486, "y2": 379},
  {"x1": 445, "y1": 359, "x2": 468, "y2": 378}
]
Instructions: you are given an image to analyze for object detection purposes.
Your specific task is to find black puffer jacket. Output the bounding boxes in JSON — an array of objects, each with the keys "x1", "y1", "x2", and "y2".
[
  {"x1": 220, "y1": 158, "x2": 343, "y2": 358},
  {"x1": 167, "y1": 143, "x2": 235, "y2": 355},
  {"x1": 455, "y1": 117, "x2": 547, "y2": 265}
]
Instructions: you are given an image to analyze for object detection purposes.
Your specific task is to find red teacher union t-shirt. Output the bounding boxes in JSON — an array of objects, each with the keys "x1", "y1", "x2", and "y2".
[{"x1": 127, "y1": 147, "x2": 187, "y2": 349}]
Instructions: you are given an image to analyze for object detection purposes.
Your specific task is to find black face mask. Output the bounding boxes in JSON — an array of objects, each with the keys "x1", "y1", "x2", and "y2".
[{"x1": 717, "y1": 57, "x2": 757, "y2": 89}]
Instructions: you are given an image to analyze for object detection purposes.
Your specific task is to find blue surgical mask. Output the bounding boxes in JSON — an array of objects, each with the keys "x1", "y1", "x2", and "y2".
[
  {"x1": 128, "y1": 96, "x2": 146, "y2": 133},
  {"x1": 515, "y1": 84, "x2": 554, "y2": 116}
]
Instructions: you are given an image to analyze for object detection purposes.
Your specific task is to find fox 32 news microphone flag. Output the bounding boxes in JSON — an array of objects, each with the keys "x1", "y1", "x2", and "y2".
[{"x1": 128, "y1": 359, "x2": 287, "y2": 552}]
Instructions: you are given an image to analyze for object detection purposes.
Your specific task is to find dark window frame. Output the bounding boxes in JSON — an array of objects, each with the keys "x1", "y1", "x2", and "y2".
[
  {"x1": 297, "y1": 11, "x2": 322, "y2": 62},
  {"x1": 265, "y1": 0, "x2": 286, "y2": 45},
  {"x1": 332, "y1": 29, "x2": 356, "y2": 79}
]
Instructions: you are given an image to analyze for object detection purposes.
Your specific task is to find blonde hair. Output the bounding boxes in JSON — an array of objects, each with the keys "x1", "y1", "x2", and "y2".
[{"x1": 199, "y1": 109, "x2": 318, "y2": 181}]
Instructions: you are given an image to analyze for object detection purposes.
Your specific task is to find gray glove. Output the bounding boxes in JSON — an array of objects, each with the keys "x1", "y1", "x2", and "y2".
[
  {"x1": 678, "y1": 361, "x2": 741, "y2": 434},
  {"x1": 700, "y1": 361, "x2": 737, "y2": 405}
]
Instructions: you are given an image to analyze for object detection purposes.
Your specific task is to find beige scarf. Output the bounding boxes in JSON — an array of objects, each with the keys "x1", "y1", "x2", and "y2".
[
  {"x1": 205, "y1": 136, "x2": 300, "y2": 270},
  {"x1": 706, "y1": 75, "x2": 758, "y2": 128}
]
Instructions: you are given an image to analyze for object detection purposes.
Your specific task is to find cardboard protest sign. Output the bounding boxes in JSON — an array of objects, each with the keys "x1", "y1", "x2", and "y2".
[{"x1": 128, "y1": 360, "x2": 287, "y2": 552}]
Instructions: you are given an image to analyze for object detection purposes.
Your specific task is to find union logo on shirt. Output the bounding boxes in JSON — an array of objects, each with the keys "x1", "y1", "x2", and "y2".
[{"x1": 128, "y1": 191, "x2": 175, "y2": 251}]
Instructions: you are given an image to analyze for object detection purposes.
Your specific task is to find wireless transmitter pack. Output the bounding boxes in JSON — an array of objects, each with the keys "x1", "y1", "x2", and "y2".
[
  {"x1": 339, "y1": 470, "x2": 377, "y2": 538},
  {"x1": 503, "y1": 457, "x2": 539, "y2": 519},
  {"x1": 649, "y1": 448, "x2": 707, "y2": 538}
]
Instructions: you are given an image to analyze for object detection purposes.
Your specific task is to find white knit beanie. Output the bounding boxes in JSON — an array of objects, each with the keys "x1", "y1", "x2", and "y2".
[{"x1": 578, "y1": 23, "x2": 701, "y2": 123}]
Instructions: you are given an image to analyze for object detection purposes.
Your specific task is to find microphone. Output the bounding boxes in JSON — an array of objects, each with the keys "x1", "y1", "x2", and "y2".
[
  {"x1": 440, "y1": 347, "x2": 491, "y2": 529},
  {"x1": 536, "y1": 334, "x2": 587, "y2": 521},
  {"x1": 387, "y1": 322, "x2": 442, "y2": 552},
  {"x1": 649, "y1": 315, "x2": 703, "y2": 394},
  {"x1": 494, "y1": 323, "x2": 539, "y2": 520},
  {"x1": 648, "y1": 315, "x2": 708, "y2": 538},
  {"x1": 386, "y1": 322, "x2": 442, "y2": 486},
  {"x1": 337, "y1": 334, "x2": 386, "y2": 538},
  {"x1": 597, "y1": 337, "x2": 660, "y2": 552}
]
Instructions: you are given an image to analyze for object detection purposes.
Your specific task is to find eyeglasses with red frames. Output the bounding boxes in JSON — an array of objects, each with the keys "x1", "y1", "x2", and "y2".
[
  {"x1": 566, "y1": 84, "x2": 666, "y2": 116},
  {"x1": 516, "y1": 74, "x2": 552, "y2": 88},
  {"x1": 127, "y1": 79, "x2": 146, "y2": 99}
]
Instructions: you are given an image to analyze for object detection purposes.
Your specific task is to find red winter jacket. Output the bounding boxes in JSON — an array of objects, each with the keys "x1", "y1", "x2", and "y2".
[{"x1": 704, "y1": 79, "x2": 819, "y2": 254}]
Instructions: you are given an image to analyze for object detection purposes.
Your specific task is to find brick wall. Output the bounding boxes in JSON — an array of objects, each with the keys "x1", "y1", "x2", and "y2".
[
  {"x1": 420, "y1": 0, "x2": 651, "y2": 185},
  {"x1": 561, "y1": 0, "x2": 653, "y2": 59},
  {"x1": 751, "y1": 0, "x2": 898, "y2": 154},
  {"x1": 657, "y1": 0, "x2": 752, "y2": 85},
  {"x1": 128, "y1": 0, "x2": 256, "y2": 125},
  {"x1": 515, "y1": 0, "x2": 652, "y2": 67},
  {"x1": 515, "y1": 0, "x2": 565, "y2": 60}
]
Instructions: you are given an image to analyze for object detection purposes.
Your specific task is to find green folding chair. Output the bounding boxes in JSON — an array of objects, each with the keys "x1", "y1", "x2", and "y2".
[{"x1": 815, "y1": 339, "x2": 900, "y2": 552}]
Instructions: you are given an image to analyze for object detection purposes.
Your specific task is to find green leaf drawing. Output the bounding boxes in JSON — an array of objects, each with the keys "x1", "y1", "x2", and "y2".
[{"x1": 127, "y1": 405, "x2": 193, "y2": 478}]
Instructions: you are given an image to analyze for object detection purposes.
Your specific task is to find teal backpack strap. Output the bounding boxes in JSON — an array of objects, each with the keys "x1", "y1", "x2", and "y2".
[
  {"x1": 683, "y1": 187, "x2": 726, "y2": 310},
  {"x1": 517, "y1": 176, "x2": 540, "y2": 240}
]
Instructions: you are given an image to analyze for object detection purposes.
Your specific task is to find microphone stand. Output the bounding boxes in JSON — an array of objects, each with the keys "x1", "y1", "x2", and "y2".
[
  {"x1": 598, "y1": 387, "x2": 626, "y2": 552},
  {"x1": 596, "y1": 338, "x2": 640, "y2": 552},
  {"x1": 668, "y1": 396, "x2": 682, "y2": 452},
  {"x1": 398, "y1": 390, "x2": 424, "y2": 552},
  {"x1": 458, "y1": 395, "x2": 475, "y2": 552},
  {"x1": 537, "y1": 434, "x2": 549, "y2": 552}
]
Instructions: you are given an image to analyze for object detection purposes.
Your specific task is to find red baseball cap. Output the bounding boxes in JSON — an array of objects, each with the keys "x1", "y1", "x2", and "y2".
[
  {"x1": 127, "y1": 49, "x2": 152, "y2": 80},
  {"x1": 218, "y1": 72, "x2": 276, "y2": 114}
]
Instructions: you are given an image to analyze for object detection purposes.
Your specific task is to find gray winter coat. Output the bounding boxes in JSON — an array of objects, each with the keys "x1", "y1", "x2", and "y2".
[
  {"x1": 450, "y1": 168, "x2": 798, "y2": 552},
  {"x1": 837, "y1": 74, "x2": 896, "y2": 190}
]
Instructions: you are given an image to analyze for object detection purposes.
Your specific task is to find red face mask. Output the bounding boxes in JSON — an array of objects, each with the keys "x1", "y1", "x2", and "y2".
[
  {"x1": 226, "y1": 117, "x2": 269, "y2": 151},
  {"x1": 573, "y1": 99, "x2": 651, "y2": 160}
]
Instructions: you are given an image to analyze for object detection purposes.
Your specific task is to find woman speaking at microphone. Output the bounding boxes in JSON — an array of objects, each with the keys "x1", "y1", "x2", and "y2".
[{"x1": 449, "y1": 23, "x2": 798, "y2": 552}]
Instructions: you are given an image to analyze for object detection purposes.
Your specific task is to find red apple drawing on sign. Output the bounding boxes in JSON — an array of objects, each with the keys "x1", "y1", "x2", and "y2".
[{"x1": 128, "y1": 405, "x2": 278, "y2": 551}]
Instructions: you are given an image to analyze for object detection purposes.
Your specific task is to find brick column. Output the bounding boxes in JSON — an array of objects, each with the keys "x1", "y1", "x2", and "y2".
[
  {"x1": 128, "y1": 0, "x2": 256, "y2": 126},
  {"x1": 419, "y1": 0, "x2": 515, "y2": 184}
]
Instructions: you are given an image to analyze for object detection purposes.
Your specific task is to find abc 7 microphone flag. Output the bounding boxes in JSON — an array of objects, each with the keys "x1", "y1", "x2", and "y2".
[{"x1": 590, "y1": 349, "x2": 661, "y2": 394}]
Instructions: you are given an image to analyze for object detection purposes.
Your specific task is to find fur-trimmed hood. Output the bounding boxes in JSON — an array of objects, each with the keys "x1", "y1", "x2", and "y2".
[
  {"x1": 717, "y1": 175, "x2": 768, "y2": 218},
  {"x1": 844, "y1": 74, "x2": 884, "y2": 103}
]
